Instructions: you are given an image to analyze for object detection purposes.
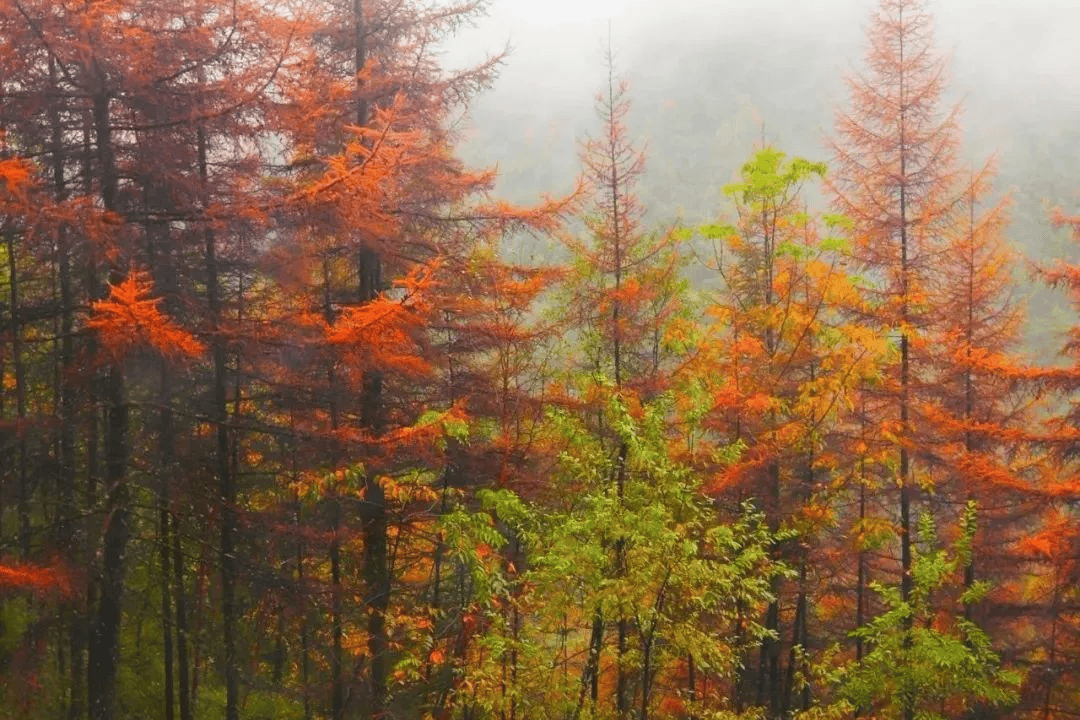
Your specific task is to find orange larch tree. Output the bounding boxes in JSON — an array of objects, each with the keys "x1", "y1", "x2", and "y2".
[
  {"x1": 829, "y1": 2, "x2": 1034, "y2": 717},
  {"x1": 921, "y1": 164, "x2": 1036, "y2": 619},
  {"x1": 827, "y1": 0, "x2": 964, "y2": 634},
  {"x1": 1023, "y1": 208, "x2": 1080, "y2": 718},
  {"x1": 561, "y1": 57, "x2": 684, "y2": 404},
  {"x1": 260, "y1": 2, "x2": 573, "y2": 718}
]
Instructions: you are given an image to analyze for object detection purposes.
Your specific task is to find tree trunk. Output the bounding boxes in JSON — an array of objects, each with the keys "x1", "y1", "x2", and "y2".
[
  {"x1": 6, "y1": 228, "x2": 30, "y2": 560},
  {"x1": 899, "y1": 114, "x2": 915, "y2": 720},
  {"x1": 88, "y1": 365, "x2": 129, "y2": 720},
  {"x1": 323, "y1": 256, "x2": 346, "y2": 720},
  {"x1": 87, "y1": 85, "x2": 131, "y2": 720},
  {"x1": 757, "y1": 459, "x2": 782, "y2": 717},
  {"x1": 570, "y1": 610, "x2": 604, "y2": 720},
  {"x1": 200, "y1": 118, "x2": 240, "y2": 720},
  {"x1": 159, "y1": 493, "x2": 176, "y2": 720},
  {"x1": 362, "y1": 440, "x2": 390, "y2": 719},
  {"x1": 48, "y1": 58, "x2": 85, "y2": 718},
  {"x1": 352, "y1": 4, "x2": 392, "y2": 713},
  {"x1": 615, "y1": 443, "x2": 629, "y2": 720},
  {"x1": 173, "y1": 508, "x2": 192, "y2": 720}
]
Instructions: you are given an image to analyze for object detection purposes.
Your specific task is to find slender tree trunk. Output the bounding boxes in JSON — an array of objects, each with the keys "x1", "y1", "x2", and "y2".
[
  {"x1": 687, "y1": 653, "x2": 697, "y2": 720},
  {"x1": 199, "y1": 119, "x2": 240, "y2": 720},
  {"x1": 638, "y1": 633, "x2": 653, "y2": 720},
  {"x1": 60, "y1": 225, "x2": 85, "y2": 720},
  {"x1": 173, "y1": 507, "x2": 192, "y2": 720},
  {"x1": 299, "y1": 538, "x2": 312, "y2": 720},
  {"x1": 856, "y1": 474, "x2": 866, "y2": 664},
  {"x1": 898, "y1": 61, "x2": 915, "y2": 718},
  {"x1": 733, "y1": 598, "x2": 747, "y2": 713},
  {"x1": 331, "y1": 498, "x2": 344, "y2": 720},
  {"x1": 351, "y1": 3, "x2": 391, "y2": 715},
  {"x1": 146, "y1": 161, "x2": 179, "y2": 720},
  {"x1": 1042, "y1": 583, "x2": 1060, "y2": 720},
  {"x1": 784, "y1": 352, "x2": 817, "y2": 718},
  {"x1": 214, "y1": 244, "x2": 239, "y2": 720},
  {"x1": 359, "y1": 243, "x2": 390, "y2": 717},
  {"x1": 362, "y1": 434, "x2": 390, "y2": 720},
  {"x1": 159, "y1": 490, "x2": 176, "y2": 720},
  {"x1": 79, "y1": 196, "x2": 99, "y2": 720},
  {"x1": 783, "y1": 560, "x2": 809, "y2": 718},
  {"x1": 356, "y1": 6, "x2": 391, "y2": 712},
  {"x1": 570, "y1": 610, "x2": 605, "y2": 720},
  {"x1": 89, "y1": 363, "x2": 129, "y2": 720},
  {"x1": 757, "y1": 459, "x2": 781, "y2": 717},
  {"x1": 637, "y1": 575, "x2": 669, "y2": 720},
  {"x1": 48, "y1": 58, "x2": 85, "y2": 718},
  {"x1": 88, "y1": 85, "x2": 131, "y2": 720},
  {"x1": 191, "y1": 541, "x2": 208, "y2": 714},
  {"x1": 6, "y1": 229, "x2": 29, "y2": 560},
  {"x1": 615, "y1": 444, "x2": 629, "y2": 720},
  {"x1": 157, "y1": 355, "x2": 176, "y2": 720},
  {"x1": 962, "y1": 180, "x2": 977, "y2": 617},
  {"x1": 757, "y1": 597, "x2": 780, "y2": 714},
  {"x1": 321, "y1": 256, "x2": 346, "y2": 720},
  {"x1": 853, "y1": 467, "x2": 867, "y2": 720},
  {"x1": 509, "y1": 596, "x2": 520, "y2": 720}
]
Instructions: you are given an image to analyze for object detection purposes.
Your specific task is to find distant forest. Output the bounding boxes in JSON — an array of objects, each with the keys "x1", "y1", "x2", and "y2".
[{"x1": 0, "y1": 1, "x2": 1078, "y2": 720}]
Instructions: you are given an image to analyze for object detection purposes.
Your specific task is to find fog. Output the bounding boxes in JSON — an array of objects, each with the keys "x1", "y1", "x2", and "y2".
[{"x1": 438, "y1": 0, "x2": 1080, "y2": 353}]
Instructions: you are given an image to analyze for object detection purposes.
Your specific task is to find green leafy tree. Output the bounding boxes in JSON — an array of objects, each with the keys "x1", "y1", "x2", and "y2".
[
  {"x1": 554, "y1": 57, "x2": 689, "y2": 719},
  {"x1": 444, "y1": 393, "x2": 783, "y2": 720},
  {"x1": 688, "y1": 147, "x2": 890, "y2": 716},
  {"x1": 838, "y1": 503, "x2": 1021, "y2": 719}
]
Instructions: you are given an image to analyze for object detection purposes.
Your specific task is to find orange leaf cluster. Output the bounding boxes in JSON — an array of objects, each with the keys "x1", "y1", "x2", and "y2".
[
  {"x1": 0, "y1": 561, "x2": 71, "y2": 598},
  {"x1": 86, "y1": 272, "x2": 205, "y2": 363},
  {"x1": 0, "y1": 156, "x2": 32, "y2": 198}
]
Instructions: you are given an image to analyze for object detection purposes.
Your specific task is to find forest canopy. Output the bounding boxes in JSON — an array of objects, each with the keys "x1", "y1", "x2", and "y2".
[{"x1": 0, "y1": 1, "x2": 1077, "y2": 720}]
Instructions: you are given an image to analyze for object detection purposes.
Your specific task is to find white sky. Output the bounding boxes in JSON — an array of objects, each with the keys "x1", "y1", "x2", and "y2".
[{"x1": 502, "y1": 0, "x2": 640, "y2": 23}]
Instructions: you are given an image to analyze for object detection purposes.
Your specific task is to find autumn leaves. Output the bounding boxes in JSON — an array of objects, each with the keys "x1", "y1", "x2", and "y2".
[{"x1": 0, "y1": 0, "x2": 1077, "y2": 718}]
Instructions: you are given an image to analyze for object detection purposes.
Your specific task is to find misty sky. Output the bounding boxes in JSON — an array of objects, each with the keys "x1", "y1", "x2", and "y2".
[{"x1": 442, "y1": 0, "x2": 1079, "y2": 225}]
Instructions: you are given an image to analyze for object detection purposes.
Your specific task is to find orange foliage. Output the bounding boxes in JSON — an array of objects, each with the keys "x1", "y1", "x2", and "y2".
[
  {"x1": 657, "y1": 695, "x2": 686, "y2": 716},
  {"x1": 324, "y1": 298, "x2": 430, "y2": 377},
  {"x1": 87, "y1": 272, "x2": 205, "y2": 362},
  {"x1": 0, "y1": 155, "x2": 31, "y2": 197},
  {"x1": 0, "y1": 561, "x2": 71, "y2": 598}
]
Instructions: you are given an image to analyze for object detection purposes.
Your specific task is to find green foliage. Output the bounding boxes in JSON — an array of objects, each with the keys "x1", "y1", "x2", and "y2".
[
  {"x1": 838, "y1": 503, "x2": 1021, "y2": 719},
  {"x1": 0, "y1": 598, "x2": 33, "y2": 662},
  {"x1": 444, "y1": 391, "x2": 786, "y2": 719},
  {"x1": 721, "y1": 147, "x2": 826, "y2": 209}
]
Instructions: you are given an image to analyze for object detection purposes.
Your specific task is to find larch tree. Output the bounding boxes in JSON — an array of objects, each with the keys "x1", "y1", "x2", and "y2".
[
  {"x1": 827, "y1": 0, "x2": 963, "y2": 661},
  {"x1": 1024, "y1": 208, "x2": 1080, "y2": 719},
  {"x1": 921, "y1": 163, "x2": 1037, "y2": 641},
  {"x1": 263, "y1": 2, "x2": 572, "y2": 718},
  {"x1": 564, "y1": 61, "x2": 683, "y2": 401},
  {"x1": 829, "y1": 1, "x2": 1027, "y2": 718}
]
